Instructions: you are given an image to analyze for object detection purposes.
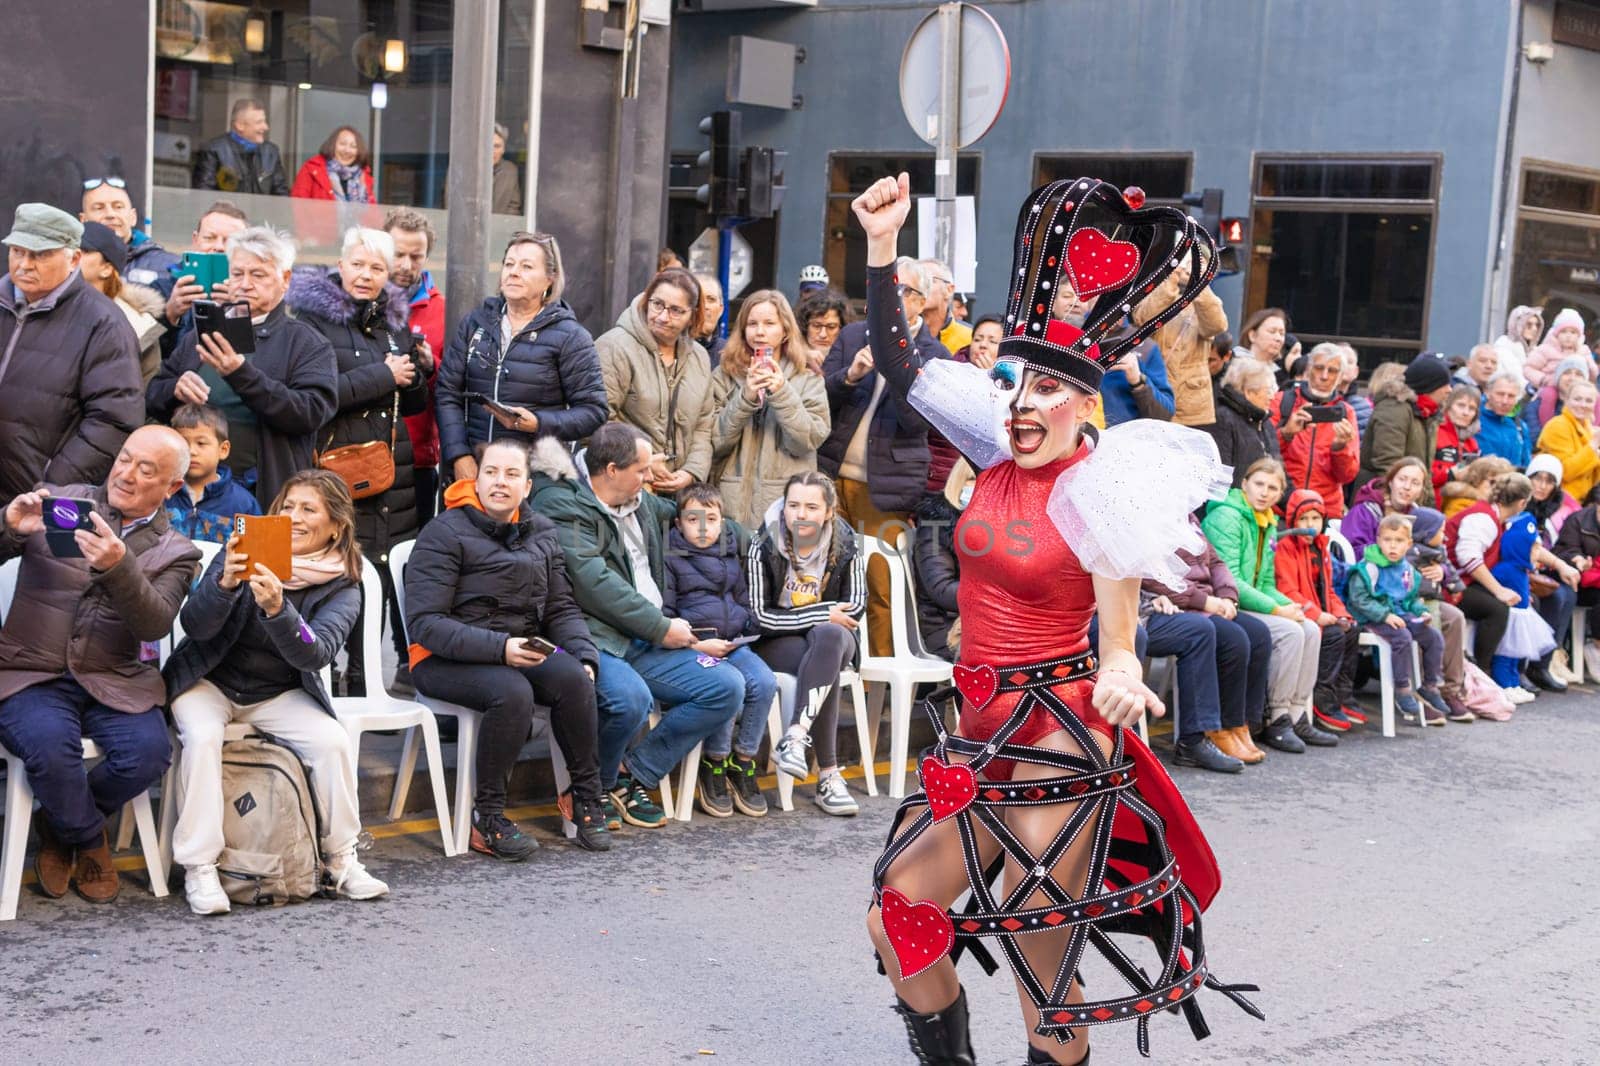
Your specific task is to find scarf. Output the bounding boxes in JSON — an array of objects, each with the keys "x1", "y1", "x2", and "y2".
[
  {"x1": 284, "y1": 548, "x2": 348, "y2": 591},
  {"x1": 1527, "y1": 489, "x2": 1563, "y2": 527},
  {"x1": 228, "y1": 131, "x2": 260, "y2": 153},
  {"x1": 325, "y1": 158, "x2": 369, "y2": 203},
  {"x1": 1415, "y1": 393, "x2": 1441, "y2": 419}
]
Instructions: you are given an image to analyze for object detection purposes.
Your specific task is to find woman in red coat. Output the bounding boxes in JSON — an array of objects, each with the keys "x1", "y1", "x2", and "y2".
[
  {"x1": 290, "y1": 126, "x2": 375, "y2": 202},
  {"x1": 857, "y1": 174, "x2": 1260, "y2": 1064}
]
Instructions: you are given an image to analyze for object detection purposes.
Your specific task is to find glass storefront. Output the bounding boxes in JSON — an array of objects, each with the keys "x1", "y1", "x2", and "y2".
[{"x1": 1511, "y1": 162, "x2": 1600, "y2": 347}]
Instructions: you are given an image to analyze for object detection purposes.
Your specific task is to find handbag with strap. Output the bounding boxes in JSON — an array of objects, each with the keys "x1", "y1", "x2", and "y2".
[{"x1": 318, "y1": 390, "x2": 399, "y2": 500}]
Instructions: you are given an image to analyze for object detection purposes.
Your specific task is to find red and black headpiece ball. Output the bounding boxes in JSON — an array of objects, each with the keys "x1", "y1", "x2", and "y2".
[{"x1": 998, "y1": 178, "x2": 1218, "y2": 394}]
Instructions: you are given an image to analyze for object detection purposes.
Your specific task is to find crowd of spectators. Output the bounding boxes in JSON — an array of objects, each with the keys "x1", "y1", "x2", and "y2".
[{"x1": 4, "y1": 155, "x2": 1599, "y2": 915}]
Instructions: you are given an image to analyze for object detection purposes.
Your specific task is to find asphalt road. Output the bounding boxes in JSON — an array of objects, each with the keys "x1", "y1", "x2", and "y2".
[{"x1": 1, "y1": 690, "x2": 1595, "y2": 1066}]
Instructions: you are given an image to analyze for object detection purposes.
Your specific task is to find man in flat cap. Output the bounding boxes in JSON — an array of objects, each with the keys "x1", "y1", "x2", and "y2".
[{"x1": 0, "y1": 203, "x2": 143, "y2": 507}]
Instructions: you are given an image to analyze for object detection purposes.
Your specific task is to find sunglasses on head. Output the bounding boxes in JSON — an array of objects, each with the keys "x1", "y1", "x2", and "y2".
[{"x1": 83, "y1": 177, "x2": 128, "y2": 191}]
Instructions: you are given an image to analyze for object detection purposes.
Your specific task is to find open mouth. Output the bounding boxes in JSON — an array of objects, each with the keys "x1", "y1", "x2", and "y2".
[{"x1": 1007, "y1": 419, "x2": 1046, "y2": 454}]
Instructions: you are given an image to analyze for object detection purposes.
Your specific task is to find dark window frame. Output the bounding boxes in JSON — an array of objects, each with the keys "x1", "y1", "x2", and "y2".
[{"x1": 1029, "y1": 151, "x2": 1194, "y2": 207}]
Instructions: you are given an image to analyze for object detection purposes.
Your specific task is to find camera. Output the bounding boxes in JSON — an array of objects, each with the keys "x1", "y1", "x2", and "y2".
[{"x1": 1412, "y1": 544, "x2": 1466, "y2": 597}]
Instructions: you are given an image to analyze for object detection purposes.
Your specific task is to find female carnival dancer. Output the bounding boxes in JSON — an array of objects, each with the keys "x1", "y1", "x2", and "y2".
[{"x1": 859, "y1": 174, "x2": 1262, "y2": 1063}]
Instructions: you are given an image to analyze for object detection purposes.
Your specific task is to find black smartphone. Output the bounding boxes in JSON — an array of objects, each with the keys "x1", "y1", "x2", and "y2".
[
  {"x1": 466, "y1": 391, "x2": 521, "y2": 421},
  {"x1": 528, "y1": 636, "x2": 559, "y2": 656},
  {"x1": 42, "y1": 496, "x2": 96, "y2": 558},
  {"x1": 1306, "y1": 404, "x2": 1345, "y2": 424},
  {"x1": 691, "y1": 626, "x2": 719, "y2": 640},
  {"x1": 193, "y1": 299, "x2": 256, "y2": 354}
]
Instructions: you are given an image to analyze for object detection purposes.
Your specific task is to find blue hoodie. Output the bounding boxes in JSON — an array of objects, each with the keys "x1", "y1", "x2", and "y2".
[
  {"x1": 1475, "y1": 407, "x2": 1531, "y2": 467},
  {"x1": 166, "y1": 465, "x2": 261, "y2": 544},
  {"x1": 1099, "y1": 341, "x2": 1175, "y2": 426}
]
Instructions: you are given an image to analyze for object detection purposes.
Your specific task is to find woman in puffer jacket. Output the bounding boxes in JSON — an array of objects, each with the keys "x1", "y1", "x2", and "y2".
[{"x1": 1493, "y1": 305, "x2": 1543, "y2": 391}]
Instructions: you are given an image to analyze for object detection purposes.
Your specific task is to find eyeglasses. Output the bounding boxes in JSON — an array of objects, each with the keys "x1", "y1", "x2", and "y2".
[
  {"x1": 647, "y1": 298, "x2": 692, "y2": 319},
  {"x1": 898, "y1": 285, "x2": 925, "y2": 300},
  {"x1": 83, "y1": 177, "x2": 127, "y2": 191},
  {"x1": 807, "y1": 321, "x2": 842, "y2": 336}
]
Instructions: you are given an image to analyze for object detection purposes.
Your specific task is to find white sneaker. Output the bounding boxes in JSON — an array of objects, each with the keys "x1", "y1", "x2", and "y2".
[
  {"x1": 325, "y1": 848, "x2": 389, "y2": 900},
  {"x1": 184, "y1": 864, "x2": 230, "y2": 916},
  {"x1": 774, "y1": 732, "x2": 813, "y2": 780},
  {"x1": 813, "y1": 772, "x2": 859, "y2": 817},
  {"x1": 1585, "y1": 642, "x2": 1600, "y2": 682},
  {"x1": 1550, "y1": 649, "x2": 1581, "y2": 685},
  {"x1": 1502, "y1": 686, "x2": 1535, "y2": 705}
]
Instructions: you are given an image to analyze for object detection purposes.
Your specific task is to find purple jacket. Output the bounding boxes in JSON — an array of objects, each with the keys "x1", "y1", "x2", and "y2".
[{"x1": 1340, "y1": 479, "x2": 1415, "y2": 558}]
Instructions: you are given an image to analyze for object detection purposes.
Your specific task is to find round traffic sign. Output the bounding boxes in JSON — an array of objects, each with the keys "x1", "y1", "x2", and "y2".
[{"x1": 898, "y1": 3, "x2": 1011, "y2": 149}]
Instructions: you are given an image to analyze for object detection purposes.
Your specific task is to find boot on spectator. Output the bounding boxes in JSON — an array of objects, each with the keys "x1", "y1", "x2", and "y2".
[
  {"x1": 32, "y1": 813, "x2": 73, "y2": 899},
  {"x1": 72, "y1": 828, "x2": 120, "y2": 904}
]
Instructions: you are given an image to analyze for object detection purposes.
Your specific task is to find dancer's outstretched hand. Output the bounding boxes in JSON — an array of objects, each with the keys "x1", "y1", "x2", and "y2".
[
  {"x1": 851, "y1": 172, "x2": 912, "y2": 243},
  {"x1": 1091, "y1": 668, "x2": 1165, "y2": 730}
]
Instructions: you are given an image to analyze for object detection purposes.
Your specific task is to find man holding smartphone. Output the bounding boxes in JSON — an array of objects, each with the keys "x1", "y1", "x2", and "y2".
[
  {"x1": 1272, "y1": 342, "x2": 1360, "y2": 517},
  {"x1": 0, "y1": 426, "x2": 201, "y2": 904}
]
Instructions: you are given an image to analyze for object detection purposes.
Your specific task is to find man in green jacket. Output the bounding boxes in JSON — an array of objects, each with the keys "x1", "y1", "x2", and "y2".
[
  {"x1": 529, "y1": 424, "x2": 742, "y2": 828},
  {"x1": 1201, "y1": 459, "x2": 1336, "y2": 753}
]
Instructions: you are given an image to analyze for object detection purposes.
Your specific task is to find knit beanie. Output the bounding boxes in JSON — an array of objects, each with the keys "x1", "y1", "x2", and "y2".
[
  {"x1": 1526, "y1": 453, "x2": 1564, "y2": 484},
  {"x1": 1403, "y1": 352, "x2": 1451, "y2": 395},
  {"x1": 1550, "y1": 308, "x2": 1586, "y2": 339}
]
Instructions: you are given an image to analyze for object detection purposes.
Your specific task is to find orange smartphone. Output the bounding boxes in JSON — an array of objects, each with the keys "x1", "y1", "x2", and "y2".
[{"x1": 232, "y1": 514, "x2": 293, "y2": 582}]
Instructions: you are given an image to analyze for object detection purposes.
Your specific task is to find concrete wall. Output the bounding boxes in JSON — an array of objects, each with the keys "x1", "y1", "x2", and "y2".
[
  {"x1": 669, "y1": 0, "x2": 1514, "y2": 355},
  {"x1": 0, "y1": 0, "x2": 151, "y2": 227}
]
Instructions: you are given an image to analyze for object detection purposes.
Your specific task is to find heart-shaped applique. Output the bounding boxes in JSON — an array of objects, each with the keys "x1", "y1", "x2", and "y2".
[
  {"x1": 880, "y1": 887, "x2": 955, "y2": 980},
  {"x1": 952, "y1": 663, "x2": 999, "y2": 710},
  {"x1": 920, "y1": 756, "x2": 978, "y2": 823},
  {"x1": 1065, "y1": 228, "x2": 1141, "y2": 299}
]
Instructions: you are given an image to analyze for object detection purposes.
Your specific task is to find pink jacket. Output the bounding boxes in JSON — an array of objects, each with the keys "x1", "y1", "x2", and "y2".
[{"x1": 1523, "y1": 339, "x2": 1596, "y2": 389}]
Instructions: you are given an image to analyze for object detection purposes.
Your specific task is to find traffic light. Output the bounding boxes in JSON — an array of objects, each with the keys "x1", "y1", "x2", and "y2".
[
  {"x1": 1219, "y1": 217, "x2": 1245, "y2": 246},
  {"x1": 740, "y1": 147, "x2": 787, "y2": 219},
  {"x1": 1181, "y1": 187, "x2": 1224, "y2": 242},
  {"x1": 695, "y1": 110, "x2": 742, "y2": 218}
]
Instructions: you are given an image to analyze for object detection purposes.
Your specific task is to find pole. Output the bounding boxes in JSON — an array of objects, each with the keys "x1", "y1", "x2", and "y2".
[
  {"x1": 444, "y1": 0, "x2": 500, "y2": 338},
  {"x1": 934, "y1": 2, "x2": 961, "y2": 271},
  {"x1": 717, "y1": 221, "x2": 734, "y2": 340},
  {"x1": 525, "y1": 0, "x2": 547, "y2": 228}
]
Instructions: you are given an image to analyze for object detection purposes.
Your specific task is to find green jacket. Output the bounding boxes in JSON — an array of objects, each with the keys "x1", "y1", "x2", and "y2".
[
  {"x1": 1201, "y1": 488, "x2": 1291, "y2": 614},
  {"x1": 527, "y1": 437, "x2": 677, "y2": 656},
  {"x1": 1344, "y1": 543, "x2": 1427, "y2": 623},
  {"x1": 1355, "y1": 379, "x2": 1440, "y2": 506}
]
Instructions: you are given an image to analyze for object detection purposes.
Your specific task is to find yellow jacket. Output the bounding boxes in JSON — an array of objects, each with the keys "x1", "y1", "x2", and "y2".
[{"x1": 1535, "y1": 408, "x2": 1600, "y2": 502}]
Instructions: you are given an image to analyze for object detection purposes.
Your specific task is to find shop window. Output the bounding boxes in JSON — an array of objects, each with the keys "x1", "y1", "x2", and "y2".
[
  {"x1": 1246, "y1": 155, "x2": 1439, "y2": 373},
  {"x1": 1032, "y1": 154, "x2": 1191, "y2": 206},
  {"x1": 1511, "y1": 163, "x2": 1600, "y2": 346},
  {"x1": 822, "y1": 153, "x2": 980, "y2": 301}
]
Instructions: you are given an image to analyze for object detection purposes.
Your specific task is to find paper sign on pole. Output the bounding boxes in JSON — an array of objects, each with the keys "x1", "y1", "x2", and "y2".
[{"x1": 916, "y1": 195, "x2": 977, "y2": 293}]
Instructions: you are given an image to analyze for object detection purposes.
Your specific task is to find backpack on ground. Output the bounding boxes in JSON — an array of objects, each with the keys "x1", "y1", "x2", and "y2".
[{"x1": 218, "y1": 731, "x2": 325, "y2": 905}]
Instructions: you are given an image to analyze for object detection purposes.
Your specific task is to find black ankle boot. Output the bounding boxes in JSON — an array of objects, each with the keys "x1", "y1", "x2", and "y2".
[
  {"x1": 1027, "y1": 1044, "x2": 1090, "y2": 1064},
  {"x1": 895, "y1": 988, "x2": 976, "y2": 1065}
]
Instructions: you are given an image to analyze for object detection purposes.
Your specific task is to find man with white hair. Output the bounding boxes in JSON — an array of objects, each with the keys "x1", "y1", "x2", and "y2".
[
  {"x1": 1453, "y1": 343, "x2": 1500, "y2": 397},
  {"x1": 919, "y1": 257, "x2": 971, "y2": 355},
  {"x1": 146, "y1": 226, "x2": 337, "y2": 507},
  {"x1": 1477, "y1": 370, "x2": 1532, "y2": 467},
  {"x1": 0, "y1": 424, "x2": 202, "y2": 904}
]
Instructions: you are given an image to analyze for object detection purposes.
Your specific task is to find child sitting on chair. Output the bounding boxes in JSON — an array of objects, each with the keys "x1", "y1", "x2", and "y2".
[{"x1": 1345, "y1": 514, "x2": 1449, "y2": 726}]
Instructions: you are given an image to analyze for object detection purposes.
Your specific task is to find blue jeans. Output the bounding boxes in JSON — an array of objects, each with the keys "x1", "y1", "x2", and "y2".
[
  {"x1": 1536, "y1": 582, "x2": 1576, "y2": 668},
  {"x1": 593, "y1": 640, "x2": 744, "y2": 790},
  {"x1": 1145, "y1": 610, "x2": 1264, "y2": 738},
  {"x1": 0, "y1": 678, "x2": 171, "y2": 845},
  {"x1": 707, "y1": 646, "x2": 778, "y2": 760}
]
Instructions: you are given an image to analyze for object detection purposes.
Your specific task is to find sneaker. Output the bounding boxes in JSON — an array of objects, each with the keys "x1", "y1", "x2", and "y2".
[
  {"x1": 1293, "y1": 716, "x2": 1339, "y2": 747},
  {"x1": 608, "y1": 774, "x2": 668, "y2": 828},
  {"x1": 1418, "y1": 688, "x2": 1452, "y2": 720},
  {"x1": 1443, "y1": 695, "x2": 1477, "y2": 723},
  {"x1": 1312, "y1": 706, "x2": 1353, "y2": 732},
  {"x1": 1172, "y1": 735, "x2": 1244, "y2": 774},
  {"x1": 573, "y1": 798, "x2": 614, "y2": 852},
  {"x1": 814, "y1": 772, "x2": 859, "y2": 816},
  {"x1": 324, "y1": 848, "x2": 390, "y2": 899},
  {"x1": 1397, "y1": 693, "x2": 1425, "y2": 725},
  {"x1": 727, "y1": 755, "x2": 769, "y2": 817},
  {"x1": 470, "y1": 810, "x2": 541, "y2": 862},
  {"x1": 1550, "y1": 648, "x2": 1581, "y2": 685},
  {"x1": 695, "y1": 756, "x2": 735, "y2": 818},
  {"x1": 1503, "y1": 685, "x2": 1536, "y2": 705},
  {"x1": 1260, "y1": 718, "x2": 1305, "y2": 753},
  {"x1": 183, "y1": 863, "x2": 230, "y2": 916},
  {"x1": 1340, "y1": 704, "x2": 1370, "y2": 726},
  {"x1": 598, "y1": 791, "x2": 623, "y2": 831},
  {"x1": 774, "y1": 732, "x2": 813, "y2": 780},
  {"x1": 1584, "y1": 641, "x2": 1600, "y2": 681}
]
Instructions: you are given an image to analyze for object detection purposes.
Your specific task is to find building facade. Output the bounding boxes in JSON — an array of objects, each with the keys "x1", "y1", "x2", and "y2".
[{"x1": 668, "y1": 0, "x2": 1600, "y2": 368}]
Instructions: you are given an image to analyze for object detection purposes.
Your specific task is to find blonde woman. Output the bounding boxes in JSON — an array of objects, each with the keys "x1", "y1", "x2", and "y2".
[{"x1": 707, "y1": 289, "x2": 831, "y2": 529}]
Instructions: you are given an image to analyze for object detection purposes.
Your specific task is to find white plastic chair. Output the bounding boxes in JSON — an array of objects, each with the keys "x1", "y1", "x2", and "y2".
[
  {"x1": 388, "y1": 539, "x2": 572, "y2": 853},
  {"x1": 1569, "y1": 606, "x2": 1589, "y2": 683},
  {"x1": 856, "y1": 534, "x2": 955, "y2": 799},
  {"x1": 1325, "y1": 526, "x2": 1356, "y2": 565},
  {"x1": 647, "y1": 706, "x2": 704, "y2": 823},
  {"x1": 763, "y1": 670, "x2": 877, "y2": 813},
  {"x1": 1357, "y1": 631, "x2": 1424, "y2": 738},
  {"x1": 0, "y1": 559, "x2": 168, "y2": 920}
]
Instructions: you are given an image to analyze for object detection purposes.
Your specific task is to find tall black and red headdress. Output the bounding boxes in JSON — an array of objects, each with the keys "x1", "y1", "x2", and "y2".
[{"x1": 998, "y1": 179, "x2": 1218, "y2": 394}]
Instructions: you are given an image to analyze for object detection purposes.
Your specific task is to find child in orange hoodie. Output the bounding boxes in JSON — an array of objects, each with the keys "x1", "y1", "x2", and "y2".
[{"x1": 1274, "y1": 488, "x2": 1366, "y2": 732}]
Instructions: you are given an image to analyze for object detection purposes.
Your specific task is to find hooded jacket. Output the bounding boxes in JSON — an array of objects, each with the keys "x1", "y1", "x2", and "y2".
[
  {"x1": 747, "y1": 497, "x2": 865, "y2": 635},
  {"x1": 661, "y1": 525, "x2": 756, "y2": 641},
  {"x1": 402, "y1": 479, "x2": 598, "y2": 674},
  {"x1": 1536, "y1": 408, "x2": 1600, "y2": 503},
  {"x1": 1270, "y1": 383, "x2": 1359, "y2": 517},
  {"x1": 193, "y1": 133, "x2": 289, "y2": 196},
  {"x1": 1345, "y1": 543, "x2": 1427, "y2": 624},
  {"x1": 1476, "y1": 406, "x2": 1531, "y2": 468},
  {"x1": 1340, "y1": 478, "x2": 1417, "y2": 559},
  {"x1": 1431, "y1": 416, "x2": 1480, "y2": 494},
  {"x1": 1200, "y1": 487, "x2": 1292, "y2": 615},
  {"x1": 1524, "y1": 325, "x2": 1595, "y2": 390},
  {"x1": 165, "y1": 464, "x2": 262, "y2": 544},
  {"x1": 1492, "y1": 305, "x2": 1541, "y2": 389},
  {"x1": 1140, "y1": 514, "x2": 1240, "y2": 619},
  {"x1": 527, "y1": 437, "x2": 677, "y2": 656},
  {"x1": 596, "y1": 299, "x2": 717, "y2": 481},
  {"x1": 818, "y1": 317, "x2": 943, "y2": 513},
  {"x1": 1356, "y1": 372, "x2": 1439, "y2": 506},
  {"x1": 436, "y1": 295, "x2": 607, "y2": 467},
  {"x1": 1273, "y1": 489, "x2": 1351, "y2": 620},
  {"x1": 286, "y1": 269, "x2": 428, "y2": 562},
  {"x1": 1133, "y1": 274, "x2": 1227, "y2": 426},
  {"x1": 1204, "y1": 384, "x2": 1281, "y2": 489},
  {"x1": 163, "y1": 550, "x2": 356, "y2": 716},
  {"x1": 115, "y1": 281, "x2": 168, "y2": 387},
  {"x1": 707, "y1": 353, "x2": 831, "y2": 530},
  {"x1": 0, "y1": 272, "x2": 143, "y2": 506},
  {"x1": 0, "y1": 483, "x2": 200, "y2": 713},
  {"x1": 147, "y1": 302, "x2": 338, "y2": 508}
]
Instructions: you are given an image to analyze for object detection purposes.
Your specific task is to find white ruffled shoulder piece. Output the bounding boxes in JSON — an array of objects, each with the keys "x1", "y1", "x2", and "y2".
[
  {"x1": 907, "y1": 357, "x2": 1012, "y2": 471},
  {"x1": 1047, "y1": 420, "x2": 1232, "y2": 590}
]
